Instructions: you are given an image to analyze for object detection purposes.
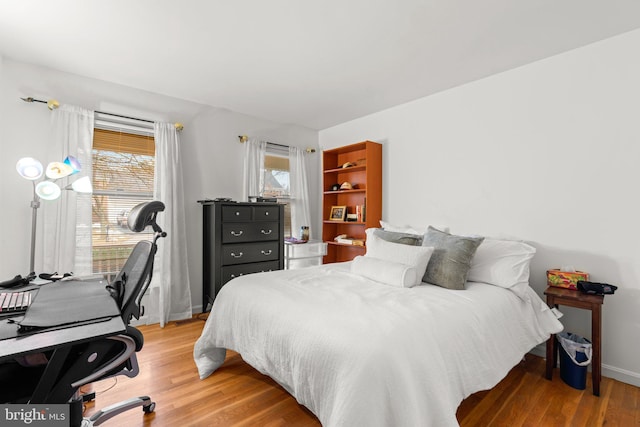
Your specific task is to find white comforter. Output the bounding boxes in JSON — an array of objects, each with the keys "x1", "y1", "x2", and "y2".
[{"x1": 194, "y1": 262, "x2": 562, "y2": 426}]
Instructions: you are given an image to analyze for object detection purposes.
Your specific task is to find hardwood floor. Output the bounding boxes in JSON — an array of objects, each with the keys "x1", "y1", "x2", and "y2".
[{"x1": 83, "y1": 317, "x2": 639, "y2": 426}]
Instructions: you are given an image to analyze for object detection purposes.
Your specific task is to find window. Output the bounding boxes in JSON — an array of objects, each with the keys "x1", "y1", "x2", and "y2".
[
  {"x1": 92, "y1": 127, "x2": 155, "y2": 276},
  {"x1": 263, "y1": 152, "x2": 292, "y2": 237}
]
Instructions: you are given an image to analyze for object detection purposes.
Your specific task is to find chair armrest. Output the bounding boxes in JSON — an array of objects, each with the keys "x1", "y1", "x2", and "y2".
[{"x1": 71, "y1": 334, "x2": 136, "y2": 389}]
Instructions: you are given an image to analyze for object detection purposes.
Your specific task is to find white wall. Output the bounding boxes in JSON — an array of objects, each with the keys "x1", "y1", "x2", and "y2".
[
  {"x1": 320, "y1": 29, "x2": 640, "y2": 386},
  {"x1": 0, "y1": 59, "x2": 320, "y2": 313}
]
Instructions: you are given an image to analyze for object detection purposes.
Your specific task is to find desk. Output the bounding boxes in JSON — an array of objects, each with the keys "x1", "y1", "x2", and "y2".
[
  {"x1": 0, "y1": 279, "x2": 124, "y2": 360},
  {"x1": 0, "y1": 280, "x2": 126, "y2": 405},
  {"x1": 544, "y1": 286, "x2": 604, "y2": 396},
  {"x1": 0, "y1": 316, "x2": 125, "y2": 361}
]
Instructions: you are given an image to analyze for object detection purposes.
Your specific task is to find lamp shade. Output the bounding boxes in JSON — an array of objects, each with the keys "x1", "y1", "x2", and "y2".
[
  {"x1": 69, "y1": 176, "x2": 93, "y2": 193},
  {"x1": 16, "y1": 157, "x2": 44, "y2": 180},
  {"x1": 45, "y1": 162, "x2": 73, "y2": 179},
  {"x1": 35, "y1": 181, "x2": 62, "y2": 200},
  {"x1": 63, "y1": 155, "x2": 81, "y2": 174}
]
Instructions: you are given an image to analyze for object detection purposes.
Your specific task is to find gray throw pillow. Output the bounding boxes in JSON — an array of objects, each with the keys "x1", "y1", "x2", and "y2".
[
  {"x1": 374, "y1": 228, "x2": 423, "y2": 246},
  {"x1": 421, "y1": 226, "x2": 484, "y2": 290}
]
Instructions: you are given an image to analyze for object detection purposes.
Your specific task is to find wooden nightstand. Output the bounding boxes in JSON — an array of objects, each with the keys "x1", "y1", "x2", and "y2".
[{"x1": 544, "y1": 286, "x2": 604, "y2": 396}]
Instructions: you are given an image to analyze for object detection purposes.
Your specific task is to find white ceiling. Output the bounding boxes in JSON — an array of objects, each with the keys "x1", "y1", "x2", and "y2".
[{"x1": 1, "y1": 1, "x2": 640, "y2": 130}]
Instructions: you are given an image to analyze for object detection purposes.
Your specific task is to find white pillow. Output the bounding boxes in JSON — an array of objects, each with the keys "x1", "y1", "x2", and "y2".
[
  {"x1": 365, "y1": 228, "x2": 434, "y2": 284},
  {"x1": 380, "y1": 220, "x2": 449, "y2": 234},
  {"x1": 351, "y1": 256, "x2": 419, "y2": 288},
  {"x1": 467, "y1": 238, "x2": 536, "y2": 289}
]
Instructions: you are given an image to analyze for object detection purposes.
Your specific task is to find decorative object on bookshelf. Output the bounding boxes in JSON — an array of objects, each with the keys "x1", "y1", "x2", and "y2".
[
  {"x1": 329, "y1": 206, "x2": 347, "y2": 221},
  {"x1": 346, "y1": 213, "x2": 358, "y2": 221},
  {"x1": 331, "y1": 183, "x2": 340, "y2": 191},
  {"x1": 340, "y1": 182, "x2": 354, "y2": 190}
]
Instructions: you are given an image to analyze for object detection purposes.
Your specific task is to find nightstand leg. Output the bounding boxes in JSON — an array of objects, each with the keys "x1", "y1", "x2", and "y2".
[
  {"x1": 546, "y1": 335, "x2": 554, "y2": 379},
  {"x1": 545, "y1": 299, "x2": 558, "y2": 380},
  {"x1": 592, "y1": 303, "x2": 602, "y2": 396}
]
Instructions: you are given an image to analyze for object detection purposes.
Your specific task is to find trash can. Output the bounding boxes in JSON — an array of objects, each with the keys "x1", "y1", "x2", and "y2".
[{"x1": 557, "y1": 332, "x2": 592, "y2": 390}]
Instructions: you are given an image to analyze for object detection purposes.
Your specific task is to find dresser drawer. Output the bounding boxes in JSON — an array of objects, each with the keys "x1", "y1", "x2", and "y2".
[
  {"x1": 222, "y1": 241, "x2": 280, "y2": 265},
  {"x1": 222, "y1": 205, "x2": 252, "y2": 222},
  {"x1": 254, "y1": 205, "x2": 280, "y2": 221},
  {"x1": 222, "y1": 222, "x2": 279, "y2": 243},
  {"x1": 221, "y1": 261, "x2": 281, "y2": 284}
]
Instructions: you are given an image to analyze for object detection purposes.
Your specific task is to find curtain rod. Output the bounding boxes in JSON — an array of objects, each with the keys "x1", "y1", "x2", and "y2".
[
  {"x1": 21, "y1": 97, "x2": 184, "y2": 131},
  {"x1": 238, "y1": 135, "x2": 316, "y2": 153}
]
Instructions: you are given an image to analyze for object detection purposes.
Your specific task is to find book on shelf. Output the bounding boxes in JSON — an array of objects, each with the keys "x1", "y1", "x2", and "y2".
[
  {"x1": 363, "y1": 197, "x2": 366, "y2": 222},
  {"x1": 335, "y1": 237, "x2": 365, "y2": 246}
]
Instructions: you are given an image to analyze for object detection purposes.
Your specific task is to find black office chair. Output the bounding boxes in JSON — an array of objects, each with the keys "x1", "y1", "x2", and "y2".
[
  {"x1": 79, "y1": 200, "x2": 167, "y2": 425},
  {"x1": 0, "y1": 201, "x2": 166, "y2": 426}
]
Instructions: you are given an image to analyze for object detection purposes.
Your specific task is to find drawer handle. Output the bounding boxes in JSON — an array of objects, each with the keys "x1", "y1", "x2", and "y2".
[
  {"x1": 235, "y1": 211, "x2": 240, "y2": 216},
  {"x1": 230, "y1": 230, "x2": 243, "y2": 237},
  {"x1": 231, "y1": 252, "x2": 243, "y2": 258},
  {"x1": 261, "y1": 250, "x2": 273, "y2": 256},
  {"x1": 230, "y1": 273, "x2": 244, "y2": 278},
  {"x1": 261, "y1": 229, "x2": 273, "y2": 235},
  {"x1": 265, "y1": 212, "x2": 269, "y2": 216}
]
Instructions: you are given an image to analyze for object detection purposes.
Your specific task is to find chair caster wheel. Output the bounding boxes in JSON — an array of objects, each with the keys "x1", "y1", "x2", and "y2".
[{"x1": 143, "y1": 402, "x2": 156, "y2": 413}]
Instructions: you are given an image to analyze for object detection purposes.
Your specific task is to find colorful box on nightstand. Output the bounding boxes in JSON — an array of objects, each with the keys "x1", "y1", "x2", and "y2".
[{"x1": 547, "y1": 269, "x2": 589, "y2": 290}]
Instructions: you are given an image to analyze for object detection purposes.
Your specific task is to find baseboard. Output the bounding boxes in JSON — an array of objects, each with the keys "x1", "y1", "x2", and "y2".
[
  {"x1": 130, "y1": 316, "x2": 148, "y2": 327},
  {"x1": 602, "y1": 364, "x2": 640, "y2": 387},
  {"x1": 528, "y1": 343, "x2": 640, "y2": 388}
]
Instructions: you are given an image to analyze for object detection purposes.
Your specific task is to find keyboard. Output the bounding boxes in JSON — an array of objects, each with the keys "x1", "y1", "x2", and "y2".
[{"x1": 0, "y1": 290, "x2": 33, "y2": 315}]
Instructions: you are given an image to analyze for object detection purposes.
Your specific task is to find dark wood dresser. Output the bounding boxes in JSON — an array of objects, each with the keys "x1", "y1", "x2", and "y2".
[{"x1": 200, "y1": 200, "x2": 284, "y2": 311}]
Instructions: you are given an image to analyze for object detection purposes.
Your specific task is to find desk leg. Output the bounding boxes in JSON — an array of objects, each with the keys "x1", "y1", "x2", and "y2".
[
  {"x1": 592, "y1": 302, "x2": 602, "y2": 396},
  {"x1": 31, "y1": 345, "x2": 72, "y2": 402}
]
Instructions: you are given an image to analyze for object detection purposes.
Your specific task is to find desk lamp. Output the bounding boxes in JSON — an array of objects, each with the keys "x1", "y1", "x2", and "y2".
[{"x1": 16, "y1": 156, "x2": 93, "y2": 275}]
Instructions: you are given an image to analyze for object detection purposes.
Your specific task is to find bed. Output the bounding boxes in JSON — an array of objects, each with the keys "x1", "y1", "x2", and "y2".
[{"x1": 194, "y1": 227, "x2": 563, "y2": 426}]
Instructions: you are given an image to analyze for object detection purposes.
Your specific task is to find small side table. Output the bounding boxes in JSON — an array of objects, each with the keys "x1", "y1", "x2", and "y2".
[
  {"x1": 284, "y1": 240, "x2": 328, "y2": 269},
  {"x1": 544, "y1": 286, "x2": 604, "y2": 396}
]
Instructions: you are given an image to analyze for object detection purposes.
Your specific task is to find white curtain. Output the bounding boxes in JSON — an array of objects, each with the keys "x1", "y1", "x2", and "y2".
[
  {"x1": 41, "y1": 105, "x2": 94, "y2": 276},
  {"x1": 242, "y1": 138, "x2": 267, "y2": 202},
  {"x1": 149, "y1": 122, "x2": 192, "y2": 327},
  {"x1": 289, "y1": 147, "x2": 312, "y2": 239}
]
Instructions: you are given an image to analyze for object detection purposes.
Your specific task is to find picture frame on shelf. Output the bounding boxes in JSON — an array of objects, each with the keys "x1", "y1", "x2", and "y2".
[{"x1": 329, "y1": 206, "x2": 346, "y2": 221}]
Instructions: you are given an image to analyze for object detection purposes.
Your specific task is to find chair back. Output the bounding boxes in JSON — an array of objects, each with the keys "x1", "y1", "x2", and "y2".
[
  {"x1": 109, "y1": 201, "x2": 166, "y2": 324},
  {"x1": 113, "y1": 241, "x2": 156, "y2": 324}
]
